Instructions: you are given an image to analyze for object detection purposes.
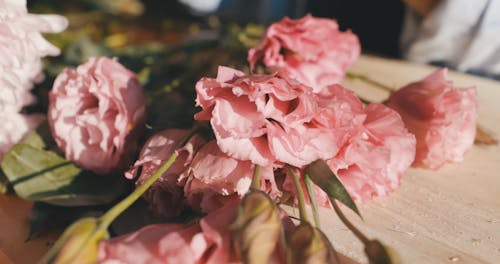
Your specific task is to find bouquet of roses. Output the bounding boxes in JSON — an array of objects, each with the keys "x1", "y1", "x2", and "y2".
[{"x1": 1, "y1": 2, "x2": 491, "y2": 263}]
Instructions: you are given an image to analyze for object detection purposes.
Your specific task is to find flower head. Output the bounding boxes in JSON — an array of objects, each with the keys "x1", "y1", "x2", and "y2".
[
  {"x1": 48, "y1": 57, "x2": 146, "y2": 175},
  {"x1": 387, "y1": 68, "x2": 477, "y2": 169},
  {"x1": 248, "y1": 14, "x2": 360, "y2": 95},
  {"x1": 327, "y1": 103, "x2": 416, "y2": 202},
  {"x1": 195, "y1": 66, "x2": 365, "y2": 168}
]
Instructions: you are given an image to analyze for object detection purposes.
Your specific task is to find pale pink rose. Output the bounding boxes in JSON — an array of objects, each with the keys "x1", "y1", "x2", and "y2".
[
  {"x1": 98, "y1": 202, "x2": 293, "y2": 264},
  {"x1": 183, "y1": 140, "x2": 280, "y2": 213},
  {"x1": 283, "y1": 103, "x2": 415, "y2": 203},
  {"x1": 125, "y1": 129, "x2": 205, "y2": 218},
  {"x1": 387, "y1": 68, "x2": 477, "y2": 170},
  {"x1": 327, "y1": 103, "x2": 416, "y2": 202},
  {"x1": 48, "y1": 57, "x2": 146, "y2": 175},
  {"x1": 195, "y1": 66, "x2": 365, "y2": 168},
  {"x1": 0, "y1": 0, "x2": 68, "y2": 111},
  {"x1": 248, "y1": 14, "x2": 360, "y2": 95},
  {"x1": 0, "y1": 112, "x2": 43, "y2": 161}
]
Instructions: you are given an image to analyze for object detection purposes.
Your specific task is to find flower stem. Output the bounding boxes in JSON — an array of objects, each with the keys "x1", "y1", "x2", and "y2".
[
  {"x1": 346, "y1": 71, "x2": 394, "y2": 93},
  {"x1": 286, "y1": 165, "x2": 309, "y2": 223},
  {"x1": 99, "y1": 124, "x2": 201, "y2": 230},
  {"x1": 99, "y1": 152, "x2": 177, "y2": 229},
  {"x1": 304, "y1": 174, "x2": 321, "y2": 228},
  {"x1": 250, "y1": 164, "x2": 262, "y2": 190},
  {"x1": 331, "y1": 199, "x2": 369, "y2": 244}
]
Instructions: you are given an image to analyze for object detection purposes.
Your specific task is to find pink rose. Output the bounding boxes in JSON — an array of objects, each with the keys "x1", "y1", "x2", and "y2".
[
  {"x1": 283, "y1": 104, "x2": 415, "y2": 203},
  {"x1": 125, "y1": 129, "x2": 205, "y2": 218},
  {"x1": 327, "y1": 103, "x2": 416, "y2": 202},
  {"x1": 48, "y1": 57, "x2": 146, "y2": 175},
  {"x1": 387, "y1": 68, "x2": 477, "y2": 169},
  {"x1": 195, "y1": 66, "x2": 365, "y2": 168},
  {"x1": 98, "y1": 202, "x2": 293, "y2": 264},
  {"x1": 183, "y1": 140, "x2": 280, "y2": 213},
  {"x1": 98, "y1": 202, "x2": 240, "y2": 264},
  {"x1": 0, "y1": 112, "x2": 43, "y2": 161},
  {"x1": 248, "y1": 14, "x2": 360, "y2": 95},
  {"x1": 0, "y1": 0, "x2": 68, "y2": 111}
]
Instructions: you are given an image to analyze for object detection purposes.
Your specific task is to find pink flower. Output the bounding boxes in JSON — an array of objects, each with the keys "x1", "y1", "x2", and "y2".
[
  {"x1": 387, "y1": 68, "x2": 477, "y2": 169},
  {"x1": 195, "y1": 66, "x2": 365, "y2": 168},
  {"x1": 0, "y1": 0, "x2": 68, "y2": 111},
  {"x1": 183, "y1": 140, "x2": 280, "y2": 213},
  {"x1": 125, "y1": 129, "x2": 205, "y2": 218},
  {"x1": 283, "y1": 104, "x2": 415, "y2": 203},
  {"x1": 327, "y1": 103, "x2": 416, "y2": 202},
  {"x1": 48, "y1": 57, "x2": 146, "y2": 175},
  {"x1": 98, "y1": 202, "x2": 293, "y2": 264},
  {"x1": 248, "y1": 14, "x2": 360, "y2": 95},
  {"x1": 0, "y1": 112, "x2": 43, "y2": 161}
]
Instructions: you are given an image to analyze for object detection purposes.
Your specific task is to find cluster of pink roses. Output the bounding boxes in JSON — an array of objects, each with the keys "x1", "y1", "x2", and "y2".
[
  {"x1": 29, "y1": 12, "x2": 477, "y2": 263},
  {"x1": 0, "y1": 0, "x2": 67, "y2": 160}
]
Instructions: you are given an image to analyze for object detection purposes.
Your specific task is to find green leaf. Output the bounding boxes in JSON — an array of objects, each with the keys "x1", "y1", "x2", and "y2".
[
  {"x1": 1, "y1": 143, "x2": 127, "y2": 206},
  {"x1": 305, "y1": 159, "x2": 361, "y2": 217}
]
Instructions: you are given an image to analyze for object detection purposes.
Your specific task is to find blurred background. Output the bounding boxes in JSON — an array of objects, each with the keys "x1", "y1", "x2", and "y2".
[{"x1": 29, "y1": 0, "x2": 500, "y2": 79}]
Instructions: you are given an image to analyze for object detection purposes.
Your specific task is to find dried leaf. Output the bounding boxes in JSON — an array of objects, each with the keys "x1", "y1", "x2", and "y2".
[{"x1": 475, "y1": 125, "x2": 498, "y2": 145}]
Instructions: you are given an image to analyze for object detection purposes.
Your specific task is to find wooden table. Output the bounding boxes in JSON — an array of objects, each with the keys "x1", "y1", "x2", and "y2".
[{"x1": 1, "y1": 55, "x2": 499, "y2": 263}]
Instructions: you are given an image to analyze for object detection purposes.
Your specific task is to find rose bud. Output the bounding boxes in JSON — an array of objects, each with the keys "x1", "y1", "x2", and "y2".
[
  {"x1": 231, "y1": 190, "x2": 282, "y2": 264},
  {"x1": 287, "y1": 222, "x2": 338, "y2": 264},
  {"x1": 364, "y1": 240, "x2": 399, "y2": 264},
  {"x1": 387, "y1": 68, "x2": 477, "y2": 169},
  {"x1": 40, "y1": 217, "x2": 108, "y2": 264},
  {"x1": 48, "y1": 57, "x2": 146, "y2": 175}
]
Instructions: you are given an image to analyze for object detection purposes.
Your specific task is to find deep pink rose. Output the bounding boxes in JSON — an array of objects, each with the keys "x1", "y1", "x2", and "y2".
[
  {"x1": 0, "y1": 112, "x2": 43, "y2": 161},
  {"x1": 48, "y1": 57, "x2": 146, "y2": 175},
  {"x1": 183, "y1": 140, "x2": 280, "y2": 213},
  {"x1": 125, "y1": 129, "x2": 205, "y2": 218},
  {"x1": 195, "y1": 66, "x2": 365, "y2": 168},
  {"x1": 283, "y1": 103, "x2": 415, "y2": 203},
  {"x1": 98, "y1": 202, "x2": 293, "y2": 264},
  {"x1": 387, "y1": 68, "x2": 477, "y2": 169},
  {"x1": 0, "y1": 0, "x2": 68, "y2": 111},
  {"x1": 248, "y1": 14, "x2": 360, "y2": 95}
]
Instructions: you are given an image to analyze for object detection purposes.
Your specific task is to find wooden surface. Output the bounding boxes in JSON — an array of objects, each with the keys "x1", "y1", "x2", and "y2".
[
  {"x1": 1, "y1": 55, "x2": 499, "y2": 263},
  {"x1": 312, "y1": 55, "x2": 500, "y2": 263}
]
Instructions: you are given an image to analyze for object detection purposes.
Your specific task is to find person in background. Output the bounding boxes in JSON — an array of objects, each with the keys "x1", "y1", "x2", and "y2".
[{"x1": 402, "y1": 0, "x2": 500, "y2": 80}]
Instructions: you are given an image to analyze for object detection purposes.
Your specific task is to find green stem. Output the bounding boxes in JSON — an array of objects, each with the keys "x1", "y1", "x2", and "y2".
[
  {"x1": 250, "y1": 164, "x2": 261, "y2": 190},
  {"x1": 99, "y1": 123, "x2": 201, "y2": 229},
  {"x1": 286, "y1": 165, "x2": 309, "y2": 223},
  {"x1": 304, "y1": 174, "x2": 321, "y2": 229},
  {"x1": 346, "y1": 72, "x2": 394, "y2": 93},
  {"x1": 331, "y1": 199, "x2": 369, "y2": 244},
  {"x1": 99, "y1": 152, "x2": 177, "y2": 229}
]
